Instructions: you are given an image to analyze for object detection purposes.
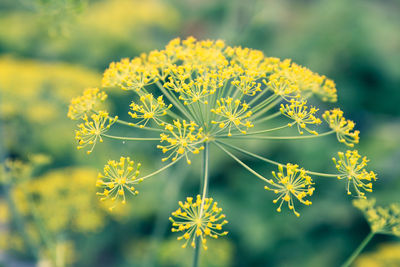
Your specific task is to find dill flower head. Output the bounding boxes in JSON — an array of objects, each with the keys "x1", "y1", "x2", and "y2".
[
  {"x1": 75, "y1": 111, "x2": 118, "y2": 154},
  {"x1": 265, "y1": 164, "x2": 314, "y2": 217},
  {"x1": 96, "y1": 156, "x2": 142, "y2": 207},
  {"x1": 353, "y1": 198, "x2": 400, "y2": 236},
  {"x1": 67, "y1": 37, "x2": 378, "y2": 254},
  {"x1": 67, "y1": 88, "x2": 108, "y2": 120},
  {"x1": 169, "y1": 195, "x2": 228, "y2": 250},
  {"x1": 333, "y1": 150, "x2": 377, "y2": 198},
  {"x1": 323, "y1": 108, "x2": 360, "y2": 147},
  {"x1": 74, "y1": 36, "x2": 346, "y2": 164}
]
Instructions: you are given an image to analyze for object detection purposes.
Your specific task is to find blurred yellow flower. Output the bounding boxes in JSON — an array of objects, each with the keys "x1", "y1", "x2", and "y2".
[
  {"x1": 0, "y1": 56, "x2": 100, "y2": 122},
  {"x1": 355, "y1": 243, "x2": 400, "y2": 267},
  {"x1": 68, "y1": 87, "x2": 108, "y2": 120},
  {"x1": 353, "y1": 198, "x2": 400, "y2": 236},
  {"x1": 0, "y1": 0, "x2": 181, "y2": 67},
  {"x1": 4, "y1": 165, "x2": 107, "y2": 237}
]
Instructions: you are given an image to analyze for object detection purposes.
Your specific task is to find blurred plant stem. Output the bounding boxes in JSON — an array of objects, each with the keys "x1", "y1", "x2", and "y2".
[
  {"x1": 3, "y1": 182, "x2": 39, "y2": 259},
  {"x1": 341, "y1": 231, "x2": 375, "y2": 267},
  {"x1": 193, "y1": 142, "x2": 209, "y2": 267},
  {"x1": 22, "y1": 174, "x2": 59, "y2": 266}
]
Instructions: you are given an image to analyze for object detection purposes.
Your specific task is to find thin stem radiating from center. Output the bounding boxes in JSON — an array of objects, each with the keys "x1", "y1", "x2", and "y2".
[{"x1": 193, "y1": 142, "x2": 209, "y2": 267}]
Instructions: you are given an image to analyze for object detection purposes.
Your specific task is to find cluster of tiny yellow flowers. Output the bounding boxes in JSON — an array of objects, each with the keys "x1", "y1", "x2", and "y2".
[
  {"x1": 67, "y1": 37, "x2": 378, "y2": 250},
  {"x1": 353, "y1": 198, "x2": 400, "y2": 236},
  {"x1": 333, "y1": 150, "x2": 377, "y2": 198},
  {"x1": 129, "y1": 94, "x2": 172, "y2": 127},
  {"x1": 67, "y1": 88, "x2": 107, "y2": 120},
  {"x1": 96, "y1": 156, "x2": 142, "y2": 208},
  {"x1": 211, "y1": 98, "x2": 253, "y2": 136},
  {"x1": 265, "y1": 164, "x2": 314, "y2": 217},
  {"x1": 280, "y1": 99, "x2": 321, "y2": 135},
  {"x1": 323, "y1": 108, "x2": 360, "y2": 147},
  {"x1": 278, "y1": 61, "x2": 338, "y2": 102},
  {"x1": 169, "y1": 195, "x2": 228, "y2": 250},
  {"x1": 163, "y1": 66, "x2": 221, "y2": 105},
  {"x1": 0, "y1": 159, "x2": 107, "y2": 257},
  {"x1": 158, "y1": 120, "x2": 205, "y2": 164},
  {"x1": 102, "y1": 57, "x2": 159, "y2": 91},
  {"x1": 265, "y1": 75, "x2": 300, "y2": 101},
  {"x1": 76, "y1": 111, "x2": 118, "y2": 154},
  {"x1": 231, "y1": 76, "x2": 262, "y2": 96}
]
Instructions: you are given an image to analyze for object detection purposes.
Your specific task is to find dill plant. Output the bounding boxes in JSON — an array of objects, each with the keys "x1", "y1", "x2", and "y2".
[
  {"x1": 0, "y1": 158, "x2": 109, "y2": 266},
  {"x1": 68, "y1": 37, "x2": 378, "y2": 266},
  {"x1": 341, "y1": 198, "x2": 400, "y2": 267}
]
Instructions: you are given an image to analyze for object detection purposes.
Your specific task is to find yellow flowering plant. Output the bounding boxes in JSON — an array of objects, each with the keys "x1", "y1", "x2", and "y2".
[
  {"x1": 0, "y1": 56, "x2": 102, "y2": 159},
  {"x1": 340, "y1": 199, "x2": 400, "y2": 267},
  {"x1": 68, "y1": 37, "x2": 378, "y2": 266},
  {"x1": 0, "y1": 158, "x2": 109, "y2": 266}
]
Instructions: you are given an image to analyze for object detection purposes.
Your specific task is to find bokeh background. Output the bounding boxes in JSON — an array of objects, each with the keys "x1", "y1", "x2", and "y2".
[{"x1": 0, "y1": 0, "x2": 399, "y2": 266}]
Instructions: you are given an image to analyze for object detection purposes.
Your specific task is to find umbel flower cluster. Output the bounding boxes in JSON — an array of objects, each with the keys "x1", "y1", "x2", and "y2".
[
  {"x1": 353, "y1": 198, "x2": 400, "y2": 237},
  {"x1": 68, "y1": 37, "x2": 377, "y2": 249}
]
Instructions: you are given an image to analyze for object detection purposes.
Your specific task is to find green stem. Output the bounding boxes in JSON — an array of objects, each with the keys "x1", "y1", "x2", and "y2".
[
  {"x1": 3, "y1": 183, "x2": 38, "y2": 258},
  {"x1": 114, "y1": 118, "x2": 163, "y2": 132},
  {"x1": 140, "y1": 156, "x2": 183, "y2": 181},
  {"x1": 142, "y1": 164, "x2": 189, "y2": 267},
  {"x1": 199, "y1": 143, "x2": 209, "y2": 214},
  {"x1": 254, "y1": 111, "x2": 281, "y2": 124},
  {"x1": 24, "y1": 186, "x2": 57, "y2": 265},
  {"x1": 305, "y1": 171, "x2": 339, "y2": 178},
  {"x1": 247, "y1": 85, "x2": 270, "y2": 106},
  {"x1": 102, "y1": 134, "x2": 159, "y2": 141},
  {"x1": 251, "y1": 94, "x2": 278, "y2": 114},
  {"x1": 217, "y1": 124, "x2": 289, "y2": 137},
  {"x1": 341, "y1": 232, "x2": 375, "y2": 267},
  {"x1": 251, "y1": 97, "x2": 281, "y2": 119},
  {"x1": 218, "y1": 130, "x2": 335, "y2": 140},
  {"x1": 156, "y1": 81, "x2": 195, "y2": 121},
  {"x1": 193, "y1": 142, "x2": 209, "y2": 267},
  {"x1": 216, "y1": 141, "x2": 339, "y2": 178},
  {"x1": 213, "y1": 141, "x2": 272, "y2": 184}
]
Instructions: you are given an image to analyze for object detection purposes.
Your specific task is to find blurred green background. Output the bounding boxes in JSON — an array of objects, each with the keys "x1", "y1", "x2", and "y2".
[{"x1": 0, "y1": 0, "x2": 399, "y2": 266}]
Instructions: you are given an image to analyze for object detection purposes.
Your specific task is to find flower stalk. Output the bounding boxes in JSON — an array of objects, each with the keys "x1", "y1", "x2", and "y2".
[
  {"x1": 341, "y1": 231, "x2": 375, "y2": 267},
  {"x1": 193, "y1": 142, "x2": 210, "y2": 267}
]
